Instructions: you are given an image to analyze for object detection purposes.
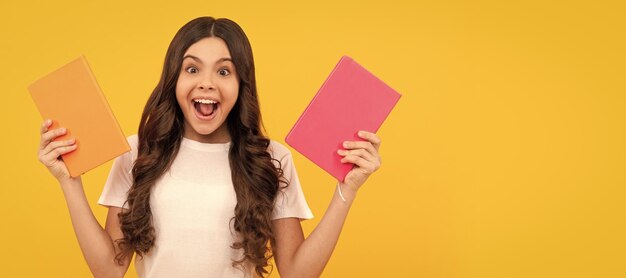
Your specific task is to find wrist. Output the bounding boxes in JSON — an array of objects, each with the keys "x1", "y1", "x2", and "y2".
[
  {"x1": 59, "y1": 177, "x2": 83, "y2": 191},
  {"x1": 337, "y1": 182, "x2": 358, "y2": 202}
]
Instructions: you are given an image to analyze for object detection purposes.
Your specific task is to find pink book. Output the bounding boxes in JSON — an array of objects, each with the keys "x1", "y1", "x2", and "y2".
[{"x1": 285, "y1": 56, "x2": 401, "y2": 182}]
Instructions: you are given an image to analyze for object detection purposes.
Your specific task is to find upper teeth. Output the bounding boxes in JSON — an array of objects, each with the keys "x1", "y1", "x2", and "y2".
[{"x1": 194, "y1": 99, "x2": 218, "y2": 104}]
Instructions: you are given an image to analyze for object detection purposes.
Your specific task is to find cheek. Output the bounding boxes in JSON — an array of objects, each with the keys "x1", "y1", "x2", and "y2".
[
  {"x1": 227, "y1": 85, "x2": 240, "y2": 107},
  {"x1": 174, "y1": 86, "x2": 183, "y2": 105},
  {"x1": 175, "y1": 77, "x2": 192, "y2": 101},
  {"x1": 220, "y1": 79, "x2": 240, "y2": 104}
]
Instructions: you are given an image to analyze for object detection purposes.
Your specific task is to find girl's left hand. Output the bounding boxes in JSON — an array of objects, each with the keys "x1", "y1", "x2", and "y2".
[{"x1": 337, "y1": 130, "x2": 382, "y2": 193}]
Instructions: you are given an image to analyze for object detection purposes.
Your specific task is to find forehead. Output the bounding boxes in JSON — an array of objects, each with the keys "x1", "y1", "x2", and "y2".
[{"x1": 183, "y1": 37, "x2": 232, "y2": 62}]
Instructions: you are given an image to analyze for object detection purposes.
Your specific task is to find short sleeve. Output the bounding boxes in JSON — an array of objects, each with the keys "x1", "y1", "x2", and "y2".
[
  {"x1": 97, "y1": 135, "x2": 138, "y2": 209},
  {"x1": 269, "y1": 141, "x2": 314, "y2": 221}
]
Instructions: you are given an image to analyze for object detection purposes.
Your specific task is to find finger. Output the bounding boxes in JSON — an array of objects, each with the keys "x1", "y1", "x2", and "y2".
[
  {"x1": 342, "y1": 140, "x2": 378, "y2": 157},
  {"x1": 40, "y1": 144, "x2": 77, "y2": 165},
  {"x1": 41, "y1": 145, "x2": 77, "y2": 166},
  {"x1": 40, "y1": 127, "x2": 67, "y2": 149},
  {"x1": 340, "y1": 154, "x2": 379, "y2": 174},
  {"x1": 337, "y1": 148, "x2": 375, "y2": 163},
  {"x1": 40, "y1": 119, "x2": 52, "y2": 134},
  {"x1": 40, "y1": 138, "x2": 75, "y2": 157},
  {"x1": 357, "y1": 131, "x2": 382, "y2": 150}
]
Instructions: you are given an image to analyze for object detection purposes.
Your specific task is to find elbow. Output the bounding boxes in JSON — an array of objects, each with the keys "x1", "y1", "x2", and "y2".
[
  {"x1": 275, "y1": 254, "x2": 326, "y2": 278},
  {"x1": 277, "y1": 270, "x2": 297, "y2": 278},
  {"x1": 90, "y1": 261, "x2": 126, "y2": 278},
  {"x1": 277, "y1": 266, "x2": 321, "y2": 278},
  {"x1": 276, "y1": 265, "x2": 295, "y2": 278},
  {"x1": 92, "y1": 270, "x2": 124, "y2": 278},
  {"x1": 281, "y1": 272, "x2": 320, "y2": 278}
]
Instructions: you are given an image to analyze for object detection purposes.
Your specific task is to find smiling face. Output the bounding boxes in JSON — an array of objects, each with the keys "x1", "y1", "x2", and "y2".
[{"x1": 176, "y1": 37, "x2": 239, "y2": 143}]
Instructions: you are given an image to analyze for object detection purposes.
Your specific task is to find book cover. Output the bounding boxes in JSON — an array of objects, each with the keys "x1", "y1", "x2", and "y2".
[
  {"x1": 286, "y1": 56, "x2": 401, "y2": 182},
  {"x1": 29, "y1": 55, "x2": 130, "y2": 177}
]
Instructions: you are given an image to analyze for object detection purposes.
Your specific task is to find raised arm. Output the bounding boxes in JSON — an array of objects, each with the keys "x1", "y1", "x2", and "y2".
[
  {"x1": 61, "y1": 179, "x2": 133, "y2": 277},
  {"x1": 38, "y1": 119, "x2": 132, "y2": 277},
  {"x1": 271, "y1": 131, "x2": 382, "y2": 278}
]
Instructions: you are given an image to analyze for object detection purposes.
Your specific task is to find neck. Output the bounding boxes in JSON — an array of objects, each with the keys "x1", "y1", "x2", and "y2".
[{"x1": 183, "y1": 123, "x2": 231, "y2": 143}]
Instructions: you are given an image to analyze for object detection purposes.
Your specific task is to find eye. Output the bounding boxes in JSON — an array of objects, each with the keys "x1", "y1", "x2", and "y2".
[
  {"x1": 185, "y1": 66, "x2": 199, "y2": 74},
  {"x1": 218, "y1": 68, "x2": 231, "y2": 76}
]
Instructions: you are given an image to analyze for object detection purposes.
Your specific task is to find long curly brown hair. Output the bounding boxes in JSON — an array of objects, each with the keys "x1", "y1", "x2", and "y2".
[{"x1": 114, "y1": 17, "x2": 284, "y2": 277}]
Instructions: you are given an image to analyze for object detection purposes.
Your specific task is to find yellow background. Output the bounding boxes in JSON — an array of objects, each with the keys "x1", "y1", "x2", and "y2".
[{"x1": 1, "y1": 0, "x2": 624, "y2": 277}]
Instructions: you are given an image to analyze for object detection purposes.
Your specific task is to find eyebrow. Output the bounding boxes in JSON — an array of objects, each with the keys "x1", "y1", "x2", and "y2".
[{"x1": 182, "y1": 55, "x2": 233, "y2": 65}]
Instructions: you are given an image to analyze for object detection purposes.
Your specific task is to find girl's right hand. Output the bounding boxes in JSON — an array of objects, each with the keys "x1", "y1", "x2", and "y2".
[{"x1": 38, "y1": 119, "x2": 78, "y2": 182}]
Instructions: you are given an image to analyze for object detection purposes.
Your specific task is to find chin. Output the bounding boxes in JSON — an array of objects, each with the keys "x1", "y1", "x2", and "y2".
[{"x1": 192, "y1": 125, "x2": 219, "y2": 135}]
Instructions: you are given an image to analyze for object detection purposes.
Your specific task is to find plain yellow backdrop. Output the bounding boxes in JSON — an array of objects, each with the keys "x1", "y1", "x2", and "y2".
[{"x1": 1, "y1": 0, "x2": 624, "y2": 277}]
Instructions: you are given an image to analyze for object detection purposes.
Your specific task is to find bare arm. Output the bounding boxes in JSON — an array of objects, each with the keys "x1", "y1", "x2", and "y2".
[
  {"x1": 61, "y1": 180, "x2": 132, "y2": 278},
  {"x1": 272, "y1": 131, "x2": 382, "y2": 278},
  {"x1": 272, "y1": 185, "x2": 357, "y2": 278},
  {"x1": 38, "y1": 120, "x2": 132, "y2": 277}
]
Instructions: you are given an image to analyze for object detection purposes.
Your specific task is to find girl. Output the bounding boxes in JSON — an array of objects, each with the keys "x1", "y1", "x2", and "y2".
[{"x1": 37, "y1": 17, "x2": 382, "y2": 278}]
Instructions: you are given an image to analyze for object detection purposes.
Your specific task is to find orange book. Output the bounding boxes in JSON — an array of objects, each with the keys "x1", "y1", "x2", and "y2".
[{"x1": 29, "y1": 55, "x2": 130, "y2": 177}]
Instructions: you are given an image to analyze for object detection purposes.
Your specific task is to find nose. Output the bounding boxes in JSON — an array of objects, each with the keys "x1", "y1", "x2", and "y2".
[{"x1": 198, "y1": 74, "x2": 215, "y2": 91}]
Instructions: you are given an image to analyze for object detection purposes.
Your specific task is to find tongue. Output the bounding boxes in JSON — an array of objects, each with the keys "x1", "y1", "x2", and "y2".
[{"x1": 196, "y1": 103, "x2": 216, "y2": 116}]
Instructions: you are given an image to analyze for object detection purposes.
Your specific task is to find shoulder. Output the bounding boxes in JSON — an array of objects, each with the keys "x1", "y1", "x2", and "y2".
[
  {"x1": 267, "y1": 140, "x2": 293, "y2": 162},
  {"x1": 124, "y1": 134, "x2": 140, "y2": 162},
  {"x1": 127, "y1": 134, "x2": 139, "y2": 148}
]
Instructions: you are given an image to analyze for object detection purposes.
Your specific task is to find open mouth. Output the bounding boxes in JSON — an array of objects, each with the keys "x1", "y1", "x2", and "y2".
[{"x1": 193, "y1": 98, "x2": 219, "y2": 119}]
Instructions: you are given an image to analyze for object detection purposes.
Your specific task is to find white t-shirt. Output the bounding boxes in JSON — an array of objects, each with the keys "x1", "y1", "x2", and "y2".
[{"x1": 98, "y1": 135, "x2": 314, "y2": 277}]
